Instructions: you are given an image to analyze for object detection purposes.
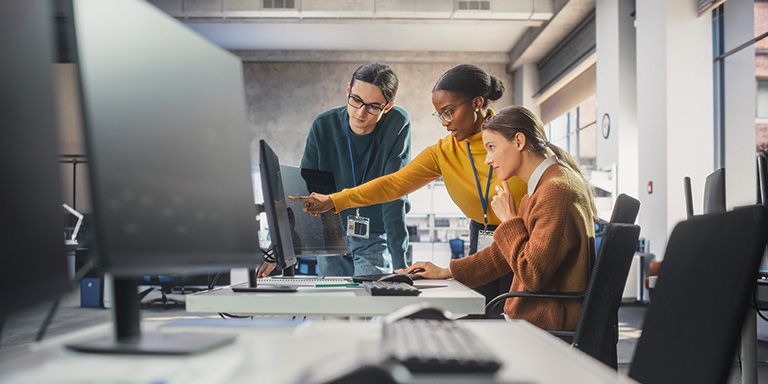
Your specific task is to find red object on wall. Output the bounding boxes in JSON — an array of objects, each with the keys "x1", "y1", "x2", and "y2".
[{"x1": 647, "y1": 181, "x2": 653, "y2": 194}]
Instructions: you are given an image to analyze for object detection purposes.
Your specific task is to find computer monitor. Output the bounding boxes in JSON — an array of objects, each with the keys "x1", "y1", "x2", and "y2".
[
  {"x1": 66, "y1": 0, "x2": 259, "y2": 354},
  {"x1": 259, "y1": 140, "x2": 298, "y2": 275},
  {"x1": 756, "y1": 154, "x2": 768, "y2": 276},
  {"x1": 280, "y1": 166, "x2": 349, "y2": 257},
  {"x1": 703, "y1": 168, "x2": 726, "y2": 215},
  {"x1": 0, "y1": 1, "x2": 70, "y2": 318}
]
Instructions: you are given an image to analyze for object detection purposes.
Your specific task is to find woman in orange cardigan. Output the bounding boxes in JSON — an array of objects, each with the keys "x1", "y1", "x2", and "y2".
[{"x1": 404, "y1": 106, "x2": 596, "y2": 332}]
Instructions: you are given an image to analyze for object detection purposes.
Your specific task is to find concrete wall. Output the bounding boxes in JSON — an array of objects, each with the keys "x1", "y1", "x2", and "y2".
[{"x1": 240, "y1": 52, "x2": 514, "y2": 165}]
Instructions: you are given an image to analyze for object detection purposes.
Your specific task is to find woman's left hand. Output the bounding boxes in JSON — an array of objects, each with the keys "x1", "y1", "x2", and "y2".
[{"x1": 490, "y1": 180, "x2": 516, "y2": 221}]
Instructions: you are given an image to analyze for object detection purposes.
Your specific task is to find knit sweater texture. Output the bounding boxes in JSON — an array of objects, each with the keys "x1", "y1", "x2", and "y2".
[{"x1": 450, "y1": 163, "x2": 595, "y2": 331}]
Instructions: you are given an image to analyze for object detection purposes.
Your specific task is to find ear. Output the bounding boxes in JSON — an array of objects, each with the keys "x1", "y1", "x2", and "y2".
[
  {"x1": 514, "y1": 132, "x2": 527, "y2": 151},
  {"x1": 345, "y1": 82, "x2": 351, "y2": 97},
  {"x1": 473, "y1": 96, "x2": 484, "y2": 111},
  {"x1": 383, "y1": 101, "x2": 395, "y2": 114}
]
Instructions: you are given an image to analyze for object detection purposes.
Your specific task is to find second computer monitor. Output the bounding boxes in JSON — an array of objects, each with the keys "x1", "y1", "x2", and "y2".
[
  {"x1": 259, "y1": 140, "x2": 298, "y2": 273},
  {"x1": 281, "y1": 166, "x2": 349, "y2": 257}
]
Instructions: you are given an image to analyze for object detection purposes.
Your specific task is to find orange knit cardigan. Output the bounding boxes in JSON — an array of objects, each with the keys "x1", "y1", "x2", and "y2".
[{"x1": 450, "y1": 163, "x2": 595, "y2": 331}]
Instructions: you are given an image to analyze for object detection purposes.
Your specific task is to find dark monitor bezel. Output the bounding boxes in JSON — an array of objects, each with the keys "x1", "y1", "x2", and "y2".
[{"x1": 259, "y1": 140, "x2": 298, "y2": 272}]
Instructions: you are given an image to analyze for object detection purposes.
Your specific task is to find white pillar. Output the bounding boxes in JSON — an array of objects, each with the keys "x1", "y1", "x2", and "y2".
[
  {"x1": 513, "y1": 63, "x2": 540, "y2": 116},
  {"x1": 724, "y1": 0, "x2": 757, "y2": 208},
  {"x1": 596, "y1": 0, "x2": 638, "y2": 200},
  {"x1": 635, "y1": 0, "x2": 714, "y2": 257}
]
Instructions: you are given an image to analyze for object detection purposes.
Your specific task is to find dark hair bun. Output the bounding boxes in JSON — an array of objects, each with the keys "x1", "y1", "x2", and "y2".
[{"x1": 488, "y1": 76, "x2": 505, "y2": 101}]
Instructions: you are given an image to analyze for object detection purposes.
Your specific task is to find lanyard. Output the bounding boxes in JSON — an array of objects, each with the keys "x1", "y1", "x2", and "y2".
[
  {"x1": 466, "y1": 141, "x2": 493, "y2": 228},
  {"x1": 345, "y1": 122, "x2": 375, "y2": 188}
]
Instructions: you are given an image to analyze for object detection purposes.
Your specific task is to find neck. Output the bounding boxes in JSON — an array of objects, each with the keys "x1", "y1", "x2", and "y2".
[
  {"x1": 350, "y1": 125, "x2": 376, "y2": 136},
  {"x1": 518, "y1": 152, "x2": 547, "y2": 185}
]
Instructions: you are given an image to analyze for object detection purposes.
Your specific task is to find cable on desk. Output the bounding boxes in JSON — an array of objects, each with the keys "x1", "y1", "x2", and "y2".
[
  {"x1": 752, "y1": 285, "x2": 768, "y2": 323},
  {"x1": 219, "y1": 313, "x2": 253, "y2": 319}
]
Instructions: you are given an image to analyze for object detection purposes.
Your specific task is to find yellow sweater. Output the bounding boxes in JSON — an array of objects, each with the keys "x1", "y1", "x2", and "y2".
[{"x1": 329, "y1": 130, "x2": 527, "y2": 225}]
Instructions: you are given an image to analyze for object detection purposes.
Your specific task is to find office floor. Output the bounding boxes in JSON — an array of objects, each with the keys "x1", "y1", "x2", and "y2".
[{"x1": 3, "y1": 293, "x2": 768, "y2": 382}]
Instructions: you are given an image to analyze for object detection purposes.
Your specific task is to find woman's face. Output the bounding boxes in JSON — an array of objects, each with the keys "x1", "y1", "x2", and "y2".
[
  {"x1": 431, "y1": 90, "x2": 482, "y2": 142},
  {"x1": 483, "y1": 129, "x2": 523, "y2": 181}
]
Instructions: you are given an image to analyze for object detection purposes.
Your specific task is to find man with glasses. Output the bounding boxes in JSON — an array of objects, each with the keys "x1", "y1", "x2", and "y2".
[{"x1": 300, "y1": 63, "x2": 411, "y2": 277}]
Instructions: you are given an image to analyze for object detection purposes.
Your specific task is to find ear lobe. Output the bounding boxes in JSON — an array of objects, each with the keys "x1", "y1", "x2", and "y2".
[
  {"x1": 383, "y1": 101, "x2": 394, "y2": 113},
  {"x1": 345, "y1": 83, "x2": 351, "y2": 96}
]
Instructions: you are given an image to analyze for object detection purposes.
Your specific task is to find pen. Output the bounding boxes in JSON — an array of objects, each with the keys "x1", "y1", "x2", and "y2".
[{"x1": 314, "y1": 283, "x2": 360, "y2": 287}]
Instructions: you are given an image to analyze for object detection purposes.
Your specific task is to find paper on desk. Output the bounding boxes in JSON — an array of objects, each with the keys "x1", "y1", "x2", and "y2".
[{"x1": 0, "y1": 346, "x2": 244, "y2": 384}]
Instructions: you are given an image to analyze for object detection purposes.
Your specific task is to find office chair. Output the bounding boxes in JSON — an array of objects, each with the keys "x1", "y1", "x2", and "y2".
[
  {"x1": 629, "y1": 206, "x2": 767, "y2": 384},
  {"x1": 609, "y1": 193, "x2": 641, "y2": 225},
  {"x1": 449, "y1": 238, "x2": 465, "y2": 259},
  {"x1": 485, "y1": 194, "x2": 641, "y2": 369},
  {"x1": 485, "y1": 223, "x2": 640, "y2": 367}
]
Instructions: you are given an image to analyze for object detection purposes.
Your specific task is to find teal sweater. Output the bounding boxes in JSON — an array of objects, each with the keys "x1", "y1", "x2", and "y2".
[{"x1": 301, "y1": 105, "x2": 411, "y2": 269}]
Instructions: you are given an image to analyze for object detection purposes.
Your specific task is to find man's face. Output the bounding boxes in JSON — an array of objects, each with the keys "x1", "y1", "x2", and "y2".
[{"x1": 346, "y1": 80, "x2": 390, "y2": 132}]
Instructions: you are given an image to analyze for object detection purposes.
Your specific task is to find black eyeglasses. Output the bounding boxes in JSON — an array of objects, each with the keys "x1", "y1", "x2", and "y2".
[
  {"x1": 348, "y1": 95, "x2": 387, "y2": 116},
  {"x1": 432, "y1": 97, "x2": 475, "y2": 123}
]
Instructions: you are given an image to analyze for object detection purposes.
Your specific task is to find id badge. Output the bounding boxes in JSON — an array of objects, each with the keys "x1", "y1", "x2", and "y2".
[
  {"x1": 347, "y1": 215, "x2": 370, "y2": 239},
  {"x1": 477, "y1": 229, "x2": 495, "y2": 251}
]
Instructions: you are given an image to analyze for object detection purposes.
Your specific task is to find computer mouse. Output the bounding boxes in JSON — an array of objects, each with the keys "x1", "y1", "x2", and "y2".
[
  {"x1": 385, "y1": 303, "x2": 451, "y2": 322},
  {"x1": 378, "y1": 273, "x2": 414, "y2": 285},
  {"x1": 409, "y1": 268, "x2": 426, "y2": 274}
]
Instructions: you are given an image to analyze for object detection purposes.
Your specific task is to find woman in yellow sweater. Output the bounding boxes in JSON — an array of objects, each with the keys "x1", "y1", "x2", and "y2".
[
  {"x1": 294, "y1": 65, "x2": 527, "y2": 304},
  {"x1": 404, "y1": 106, "x2": 596, "y2": 331}
]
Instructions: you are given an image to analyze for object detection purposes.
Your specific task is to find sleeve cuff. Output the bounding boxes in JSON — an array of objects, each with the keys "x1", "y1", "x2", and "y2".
[
  {"x1": 329, "y1": 190, "x2": 351, "y2": 214},
  {"x1": 449, "y1": 257, "x2": 473, "y2": 285}
]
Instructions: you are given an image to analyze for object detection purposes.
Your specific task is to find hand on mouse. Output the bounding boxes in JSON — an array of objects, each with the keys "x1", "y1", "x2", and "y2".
[{"x1": 403, "y1": 262, "x2": 452, "y2": 280}]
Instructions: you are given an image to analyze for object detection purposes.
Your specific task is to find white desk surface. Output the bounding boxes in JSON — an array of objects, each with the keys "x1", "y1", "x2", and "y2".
[
  {"x1": 186, "y1": 279, "x2": 486, "y2": 316},
  {"x1": 0, "y1": 319, "x2": 630, "y2": 384}
]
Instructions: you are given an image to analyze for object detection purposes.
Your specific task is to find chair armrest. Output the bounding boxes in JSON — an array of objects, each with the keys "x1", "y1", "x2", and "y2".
[
  {"x1": 549, "y1": 330, "x2": 575, "y2": 339},
  {"x1": 485, "y1": 291, "x2": 586, "y2": 315}
]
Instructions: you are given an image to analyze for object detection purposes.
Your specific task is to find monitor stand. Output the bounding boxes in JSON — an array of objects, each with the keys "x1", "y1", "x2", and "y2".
[
  {"x1": 66, "y1": 278, "x2": 235, "y2": 355},
  {"x1": 231, "y1": 266, "x2": 297, "y2": 293}
]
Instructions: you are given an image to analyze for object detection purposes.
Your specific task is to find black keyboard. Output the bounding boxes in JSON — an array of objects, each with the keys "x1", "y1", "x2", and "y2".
[
  {"x1": 362, "y1": 281, "x2": 421, "y2": 296},
  {"x1": 382, "y1": 319, "x2": 502, "y2": 374},
  {"x1": 353, "y1": 273, "x2": 423, "y2": 282}
]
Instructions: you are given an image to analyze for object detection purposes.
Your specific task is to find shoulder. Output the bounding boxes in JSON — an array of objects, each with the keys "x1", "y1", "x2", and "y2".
[
  {"x1": 381, "y1": 105, "x2": 410, "y2": 128},
  {"x1": 534, "y1": 165, "x2": 582, "y2": 203},
  {"x1": 313, "y1": 106, "x2": 345, "y2": 124},
  {"x1": 309, "y1": 106, "x2": 346, "y2": 135}
]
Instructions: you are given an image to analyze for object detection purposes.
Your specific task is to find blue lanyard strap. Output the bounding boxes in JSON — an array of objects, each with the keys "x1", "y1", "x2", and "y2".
[
  {"x1": 345, "y1": 122, "x2": 374, "y2": 187},
  {"x1": 465, "y1": 141, "x2": 493, "y2": 227}
]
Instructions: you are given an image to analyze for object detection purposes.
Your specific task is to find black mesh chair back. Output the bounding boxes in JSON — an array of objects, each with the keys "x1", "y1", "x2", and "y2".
[
  {"x1": 572, "y1": 223, "x2": 641, "y2": 368},
  {"x1": 609, "y1": 193, "x2": 640, "y2": 224},
  {"x1": 629, "y1": 206, "x2": 767, "y2": 384}
]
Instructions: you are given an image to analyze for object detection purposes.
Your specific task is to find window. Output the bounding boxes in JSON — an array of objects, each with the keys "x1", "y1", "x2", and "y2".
[
  {"x1": 545, "y1": 94, "x2": 597, "y2": 168},
  {"x1": 713, "y1": 1, "x2": 768, "y2": 161}
]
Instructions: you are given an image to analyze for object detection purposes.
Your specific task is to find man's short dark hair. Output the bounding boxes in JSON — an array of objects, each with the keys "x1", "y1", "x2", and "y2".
[{"x1": 350, "y1": 63, "x2": 399, "y2": 104}]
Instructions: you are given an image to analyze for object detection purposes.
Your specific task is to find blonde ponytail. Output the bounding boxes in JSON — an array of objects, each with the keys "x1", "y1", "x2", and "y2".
[{"x1": 546, "y1": 143, "x2": 598, "y2": 217}]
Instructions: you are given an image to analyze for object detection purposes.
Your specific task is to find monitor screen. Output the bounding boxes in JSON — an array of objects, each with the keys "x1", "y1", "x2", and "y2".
[
  {"x1": 259, "y1": 140, "x2": 297, "y2": 271},
  {"x1": 280, "y1": 166, "x2": 349, "y2": 257},
  {"x1": 0, "y1": 1, "x2": 70, "y2": 316},
  {"x1": 73, "y1": 0, "x2": 259, "y2": 276}
]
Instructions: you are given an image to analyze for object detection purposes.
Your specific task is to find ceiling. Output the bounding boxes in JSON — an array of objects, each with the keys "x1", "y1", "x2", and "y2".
[{"x1": 184, "y1": 21, "x2": 531, "y2": 52}]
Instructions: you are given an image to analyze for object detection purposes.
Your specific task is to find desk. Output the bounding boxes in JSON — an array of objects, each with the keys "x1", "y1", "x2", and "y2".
[
  {"x1": 0, "y1": 319, "x2": 628, "y2": 383},
  {"x1": 186, "y1": 279, "x2": 485, "y2": 317}
]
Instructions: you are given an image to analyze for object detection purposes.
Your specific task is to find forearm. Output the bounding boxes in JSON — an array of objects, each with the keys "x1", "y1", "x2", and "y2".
[
  {"x1": 330, "y1": 159, "x2": 438, "y2": 213},
  {"x1": 449, "y1": 242, "x2": 511, "y2": 288}
]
